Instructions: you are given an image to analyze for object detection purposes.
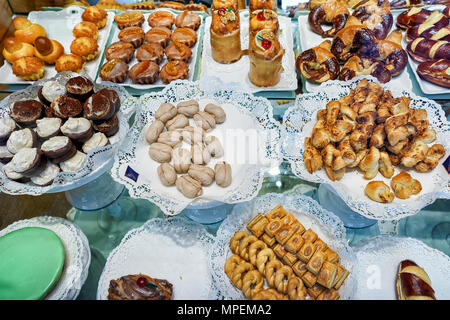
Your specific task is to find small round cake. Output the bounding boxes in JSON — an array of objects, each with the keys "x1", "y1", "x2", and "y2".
[
  {"x1": 83, "y1": 91, "x2": 115, "y2": 121},
  {"x1": 41, "y1": 136, "x2": 75, "y2": 161},
  {"x1": 61, "y1": 117, "x2": 93, "y2": 142},
  {"x1": 128, "y1": 60, "x2": 160, "y2": 84},
  {"x1": 35, "y1": 118, "x2": 62, "y2": 140},
  {"x1": 0, "y1": 145, "x2": 14, "y2": 164},
  {"x1": 97, "y1": 88, "x2": 120, "y2": 113},
  {"x1": 99, "y1": 59, "x2": 129, "y2": 83},
  {"x1": 148, "y1": 10, "x2": 175, "y2": 29},
  {"x1": 9, "y1": 99, "x2": 43, "y2": 127},
  {"x1": 59, "y1": 150, "x2": 86, "y2": 172},
  {"x1": 50, "y1": 95, "x2": 83, "y2": 119},
  {"x1": 2, "y1": 161, "x2": 27, "y2": 182},
  {"x1": 7, "y1": 128, "x2": 37, "y2": 154},
  {"x1": 82, "y1": 132, "x2": 109, "y2": 153},
  {"x1": 136, "y1": 43, "x2": 165, "y2": 64},
  {"x1": 0, "y1": 118, "x2": 16, "y2": 145},
  {"x1": 144, "y1": 27, "x2": 172, "y2": 47},
  {"x1": 30, "y1": 161, "x2": 60, "y2": 186},
  {"x1": 165, "y1": 41, "x2": 192, "y2": 62},
  {"x1": 38, "y1": 81, "x2": 66, "y2": 106},
  {"x1": 93, "y1": 114, "x2": 119, "y2": 137},
  {"x1": 105, "y1": 41, "x2": 135, "y2": 63},
  {"x1": 65, "y1": 76, "x2": 94, "y2": 102},
  {"x1": 0, "y1": 227, "x2": 65, "y2": 300},
  {"x1": 10, "y1": 147, "x2": 44, "y2": 177},
  {"x1": 118, "y1": 27, "x2": 145, "y2": 48}
]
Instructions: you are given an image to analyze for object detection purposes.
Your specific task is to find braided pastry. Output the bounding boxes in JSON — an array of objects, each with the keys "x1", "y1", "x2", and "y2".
[
  {"x1": 287, "y1": 276, "x2": 307, "y2": 300},
  {"x1": 248, "y1": 240, "x2": 267, "y2": 266},
  {"x1": 242, "y1": 270, "x2": 264, "y2": 299},
  {"x1": 256, "y1": 248, "x2": 277, "y2": 275},
  {"x1": 265, "y1": 260, "x2": 283, "y2": 288},
  {"x1": 252, "y1": 288, "x2": 282, "y2": 300},
  {"x1": 231, "y1": 262, "x2": 254, "y2": 290},
  {"x1": 230, "y1": 231, "x2": 248, "y2": 254},
  {"x1": 224, "y1": 254, "x2": 245, "y2": 279},
  {"x1": 238, "y1": 235, "x2": 258, "y2": 261},
  {"x1": 274, "y1": 265, "x2": 294, "y2": 294}
]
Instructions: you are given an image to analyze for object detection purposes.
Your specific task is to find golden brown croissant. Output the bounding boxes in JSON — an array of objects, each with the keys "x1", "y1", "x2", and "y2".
[
  {"x1": 365, "y1": 180, "x2": 394, "y2": 203},
  {"x1": 391, "y1": 171, "x2": 422, "y2": 199},
  {"x1": 303, "y1": 137, "x2": 323, "y2": 174},
  {"x1": 359, "y1": 146, "x2": 380, "y2": 179},
  {"x1": 396, "y1": 260, "x2": 436, "y2": 300},
  {"x1": 414, "y1": 144, "x2": 446, "y2": 172}
]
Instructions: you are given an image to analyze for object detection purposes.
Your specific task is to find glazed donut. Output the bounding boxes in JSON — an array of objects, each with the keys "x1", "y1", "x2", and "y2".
[
  {"x1": 417, "y1": 58, "x2": 450, "y2": 88},
  {"x1": 308, "y1": 0, "x2": 349, "y2": 37},
  {"x1": 242, "y1": 270, "x2": 264, "y2": 299},
  {"x1": 248, "y1": 240, "x2": 267, "y2": 266},
  {"x1": 231, "y1": 262, "x2": 253, "y2": 289},
  {"x1": 287, "y1": 276, "x2": 306, "y2": 300},
  {"x1": 13, "y1": 17, "x2": 47, "y2": 44},
  {"x1": 352, "y1": 0, "x2": 393, "y2": 40},
  {"x1": 238, "y1": 235, "x2": 258, "y2": 261},
  {"x1": 255, "y1": 248, "x2": 276, "y2": 275},
  {"x1": 224, "y1": 254, "x2": 245, "y2": 278},
  {"x1": 230, "y1": 230, "x2": 248, "y2": 254},
  {"x1": 2, "y1": 37, "x2": 34, "y2": 63},
  {"x1": 274, "y1": 265, "x2": 293, "y2": 294},
  {"x1": 33, "y1": 36, "x2": 64, "y2": 64},
  {"x1": 265, "y1": 259, "x2": 283, "y2": 287}
]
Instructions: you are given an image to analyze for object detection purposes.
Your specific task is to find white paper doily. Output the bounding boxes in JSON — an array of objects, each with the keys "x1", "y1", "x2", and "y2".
[
  {"x1": 0, "y1": 71, "x2": 137, "y2": 196},
  {"x1": 281, "y1": 75, "x2": 450, "y2": 220},
  {"x1": 96, "y1": 216, "x2": 221, "y2": 300},
  {"x1": 111, "y1": 77, "x2": 282, "y2": 216},
  {"x1": 210, "y1": 192, "x2": 358, "y2": 300},
  {"x1": 353, "y1": 235, "x2": 450, "y2": 300},
  {"x1": 200, "y1": 11, "x2": 297, "y2": 93},
  {"x1": 0, "y1": 216, "x2": 91, "y2": 300}
]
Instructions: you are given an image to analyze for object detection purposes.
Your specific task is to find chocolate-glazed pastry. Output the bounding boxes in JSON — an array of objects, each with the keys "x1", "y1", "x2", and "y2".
[
  {"x1": 3, "y1": 162, "x2": 29, "y2": 182},
  {"x1": 144, "y1": 27, "x2": 172, "y2": 47},
  {"x1": 6, "y1": 128, "x2": 37, "y2": 154},
  {"x1": 83, "y1": 91, "x2": 115, "y2": 121},
  {"x1": 128, "y1": 61, "x2": 160, "y2": 84},
  {"x1": 171, "y1": 27, "x2": 197, "y2": 47},
  {"x1": 61, "y1": 117, "x2": 94, "y2": 142},
  {"x1": 100, "y1": 59, "x2": 129, "y2": 83},
  {"x1": 175, "y1": 10, "x2": 201, "y2": 30},
  {"x1": 10, "y1": 147, "x2": 45, "y2": 177},
  {"x1": 65, "y1": 76, "x2": 94, "y2": 102},
  {"x1": 105, "y1": 41, "x2": 135, "y2": 63},
  {"x1": 38, "y1": 80, "x2": 66, "y2": 106},
  {"x1": 165, "y1": 41, "x2": 192, "y2": 62},
  {"x1": 0, "y1": 118, "x2": 16, "y2": 145},
  {"x1": 136, "y1": 43, "x2": 165, "y2": 64},
  {"x1": 30, "y1": 161, "x2": 60, "y2": 186},
  {"x1": 93, "y1": 114, "x2": 119, "y2": 137},
  {"x1": 50, "y1": 95, "x2": 83, "y2": 119},
  {"x1": 0, "y1": 146, "x2": 14, "y2": 164},
  {"x1": 35, "y1": 117, "x2": 62, "y2": 139},
  {"x1": 97, "y1": 88, "x2": 121, "y2": 113},
  {"x1": 82, "y1": 132, "x2": 109, "y2": 153},
  {"x1": 118, "y1": 27, "x2": 145, "y2": 48},
  {"x1": 148, "y1": 10, "x2": 175, "y2": 29},
  {"x1": 160, "y1": 60, "x2": 189, "y2": 83},
  {"x1": 9, "y1": 100, "x2": 43, "y2": 127},
  {"x1": 40, "y1": 135, "x2": 75, "y2": 160},
  {"x1": 59, "y1": 150, "x2": 86, "y2": 172}
]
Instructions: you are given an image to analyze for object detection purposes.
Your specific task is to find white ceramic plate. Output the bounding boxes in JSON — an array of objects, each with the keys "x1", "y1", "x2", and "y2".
[{"x1": 0, "y1": 7, "x2": 114, "y2": 85}]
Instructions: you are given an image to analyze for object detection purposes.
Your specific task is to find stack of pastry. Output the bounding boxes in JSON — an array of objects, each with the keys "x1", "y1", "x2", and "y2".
[
  {"x1": 210, "y1": 0, "x2": 243, "y2": 63},
  {"x1": 225, "y1": 205, "x2": 350, "y2": 300},
  {"x1": 248, "y1": 0, "x2": 285, "y2": 86},
  {"x1": 302, "y1": 78, "x2": 446, "y2": 203}
]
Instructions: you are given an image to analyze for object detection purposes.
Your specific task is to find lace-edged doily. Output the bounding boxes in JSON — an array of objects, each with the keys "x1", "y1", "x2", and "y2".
[
  {"x1": 210, "y1": 192, "x2": 358, "y2": 300},
  {"x1": 353, "y1": 235, "x2": 450, "y2": 300},
  {"x1": 111, "y1": 77, "x2": 282, "y2": 216},
  {"x1": 0, "y1": 72, "x2": 137, "y2": 196},
  {"x1": 96, "y1": 216, "x2": 222, "y2": 300},
  {"x1": 281, "y1": 75, "x2": 450, "y2": 221},
  {"x1": 0, "y1": 216, "x2": 91, "y2": 300}
]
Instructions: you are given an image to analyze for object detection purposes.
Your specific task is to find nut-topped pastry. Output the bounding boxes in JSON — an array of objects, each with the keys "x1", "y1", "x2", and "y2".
[
  {"x1": 65, "y1": 76, "x2": 94, "y2": 102},
  {"x1": 160, "y1": 60, "x2": 189, "y2": 83},
  {"x1": 50, "y1": 95, "x2": 83, "y2": 119},
  {"x1": 118, "y1": 27, "x2": 145, "y2": 48},
  {"x1": 12, "y1": 56, "x2": 45, "y2": 81},
  {"x1": 136, "y1": 43, "x2": 165, "y2": 64},
  {"x1": 128, "y1": 60, "x2": 160, "y2": 84},
  {"x1": 70, "y1": 36, "x2": 99, "y2": 62},
  {"x1": 9, "y1": 100, "x2": 43, "y2": 127},
  {"x1": 82, "y1": 6, "x2": 108, "y2": 29},
  {"x1": 55, "y1": 54, "x2": 85, "y2": 73},
  {"x1": 73, "y1": 21, "x2": 99, "y2": 40},
  {"x1": 115, "y1": 11, "x2": 145, "y2": 29},
  {"x1": 148, "y1": 10, "x2": 175, "y2": 29},
  {"x1": 100, "y1": 58, "x2": 129, "y2": 83},
  {"x1": 165, "y1": 41, "x2": 192, "y2": 62},
  {"x1": 105, "y1": 41, "x2": 135, "y2": 63},
  {"x1": 175, "y1": 10, "x2": 202, "y2": 30},
  {"x1": 171, "y1": 27, "x2": 197, "y2": 47},
  {"x1": 83, "y1": 91, "x2": 115, "y2": 121},
  {"x1": 144, "y1": 27, "x2": 172, "y2": 47},
  {"x1": 33, "y1": 36, "x2": 64, "y2": 65}
]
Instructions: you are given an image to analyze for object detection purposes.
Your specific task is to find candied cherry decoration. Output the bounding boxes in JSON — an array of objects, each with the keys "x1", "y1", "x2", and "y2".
[
  {"x1": 218, "y1": 8, "x2": 226, "y2": 16},
  {"x1": 261, "y1": 39, "x2": 271, "y2": 50},
  {"x1": 136, "y1": 277, "x2": 147, "y2": 287},
  {"x1": 257, "y1": 11, "x2": 265, "y2": 21}
]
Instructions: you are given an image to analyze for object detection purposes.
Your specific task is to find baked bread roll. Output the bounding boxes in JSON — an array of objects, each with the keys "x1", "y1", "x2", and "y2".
[
  {"x1": 13, "y1": 17, "x2": 46, "y2": 44},
  {"x1": 396, "y1": 260, "x2": 436, "y2": 300},
  {"x1": 12, "y1": 56, "x2": 45, "y2": 81},
  {"x1": 391, "y1": 171, "x2": 422, "y2": 199},
  {"x1": 34, "y1": 36, "x2": 64, "y2": 64},
  {"x1": 365, "y1": 180, "x2": 394, "y2": 203},
  {"x1": 2, "y1": 37, "x2": 35, "y2": 63}
]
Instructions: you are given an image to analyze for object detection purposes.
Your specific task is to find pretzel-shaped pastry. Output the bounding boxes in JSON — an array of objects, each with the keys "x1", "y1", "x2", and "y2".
[
  {"x1": 238, "y1": 235, "x2": 258, "y2": 261},
  {"x1": 242, "y1": 270, "x2": 264, "y2": 299},
  {"x1": 352, "y1": 0, "x2": 393, "y2": 40},
  {"x1": 265, "y1": 259, "x2": 283, "y2": 288},
  {"x1": 308, "y1": 0, "x2": 349, "y2": 38},
  {"x1": 231, "y1": 262, "x2": 254, "y2": 289},
  {"x1": 252, "y1": 288, "x2": 282, "y2": 300},
  {"x1": 224, "y1": 254, "x2": 245, "y2": 278},
  {"x1": 230, "y1": 230, "x2": 249, "y2": 254},
  {"x1": 274, "y1": 265, "x2": 294, "y2": 294},
  {"x1": 256, "y1": 248, "x2": 277, "y2": 275},
  {"x1": 248, "y1": 240, "x2": 267, "y2": 266},
  {"x1": 287, "y1": 276, "x2": 306, "y2": 300}
]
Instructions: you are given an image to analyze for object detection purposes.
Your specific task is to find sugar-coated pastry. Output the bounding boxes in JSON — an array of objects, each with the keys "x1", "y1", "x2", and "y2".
[
  {"x1": 82, "y1": 6, "x2": 108, "y2": 29},
  {"x1": 9, "y1": 99, "x2": 43, "y2": 127},
  {"x1": 61, "y1": 117, "x2": 94, "y2": 142},
  {"x1": 365, "y1": 180, "x2": 395, "y2": 203},
  {"x1": 105, "y1": 41, "x2": 135, "y2": 63},
  {"x1": 0, "y1": 146, "x2": 14, "y2": 164},
  {"x1": 82, "y1": 132, "x2": 109, "y2": 153},
  {"x1": 148, "y1": 10, "x2": 175, "y2": 29},
  {"x1": 165, "y1": 41, "x2": 192, "y2": 62},
  {"x1": 93, "y1": 114, "x2": 119, "y2": 137},
  {"x1": 136, "y1": 43, "x2": 165, "y2": 64},
  {"x1": 391, "y1": 171, "x2": 422, "y2": 199},
  {"x1": 33, "y1": 36, "x2": 64, "y2": 64},
  {"x1": 2, "y1": 37, "x2": 35, "y2": 63},
  {"x1": 171, "y1": 27, "x2": 197, "y2": 47},
  {"x1": 55, "y1": 54, "x2": 85, "y2": 73},
  {"x1": 30, "y1": 161, "x2": 60, "y2": 186},
  {"x1": 97, "y1": 88, "x2": 121, "y2": 113},
  {"x1": 73, "y1": 21, "x2": 99, "y2": 40},
  {"x1": 70, "y1": 36, "x2": 99, "y2": 61},
  {"x1": 65, "y1": 76, "x2": 94, "y2": 102},
  {"x1": 40, "y1": 135, "x2": 75, "y2": 161},
  {"x1": 100, "y1": 59, "x2": 129, "y2": 83},
  {"x1": 0, "y1": 118, "x2": 16, "y2": 145},
  {"x1": 50, "y1": 95, "x2": 83, "y2": 119},
  {"x1": 128, "y1": 60, "x2": 160, "y2": 84},
  {"x1": 115, "y1": 11, "x2": 145, "y2": 29},
  {"x1": 118, "y1": 27, "x2": 145, "y2": 47},
  {"x1": 83, "y1": 91, "x2": 115, "y2": 121},
  {"x1": 6, "y1": 128, "x2": 37, "y2": 154},
  {"x1": 12, "y1": 17, "x2": 47, "y2": 44},
  {"x1": 59, "y1": 150, "x2": 86, "y2": 172},
  {"x1": 175, "y1": 10, "x2": 201, "y2": 30},
  {"x1": 10, "y1": 147, "x2": 44, "y2": 177},
  {"x1": 36, "y1": 118, "x2": 62, "y2": 139},
  {"x1": 160, "y1": 60, "x2": 189, "y2": 83},
  {"x1": 12, "y1": 56, "x2": 45, "y2": 81},
  {"x1": 144, "y1": 27, "x2": 172, "y2": 47},
  {"x1": 37, "y1": 81, "x2": 66, "y2": 106}
]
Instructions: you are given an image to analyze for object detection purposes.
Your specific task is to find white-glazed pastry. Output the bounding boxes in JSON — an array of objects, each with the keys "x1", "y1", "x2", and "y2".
[
  {"x1": 59, "y1": 151, "x2": 86, "y2": 172},
  {"x1": 61, "y1": 117, "x2": 93, "y2": 142},
  {"x1": 36, "y1": 117, "x2": 62, "y2": 139},
  {"x1": 30, "y1": 161, "x2": 60, "y2": 186},
  {"x1": 6, "y1": 128, "x2": 36, "y2": 154},
  {"x1": 38, "y1": 81, "x2": 66, "y2": 106},
  {"x1": 82, "y1": 132, "x2": 109, "y2": 153},
  {"x1": 0, "y1": 146, "x2": 14, "y2": 163},
  {"x1": 0, "y1": 118, "x2": 17, "y2": 144},
  {"x1": 10, "y1": 147, "x2": 42, "y2": 174},
  {"x1": 2, "y1": 162, "x2": 26, "y2": 181}
]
